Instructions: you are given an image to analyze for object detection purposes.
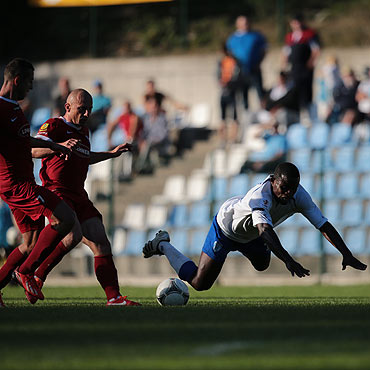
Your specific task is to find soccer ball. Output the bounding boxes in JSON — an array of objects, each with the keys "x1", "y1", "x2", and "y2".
[{"x1": 156, "y1": 278, "x2": 189, "y2": 306}]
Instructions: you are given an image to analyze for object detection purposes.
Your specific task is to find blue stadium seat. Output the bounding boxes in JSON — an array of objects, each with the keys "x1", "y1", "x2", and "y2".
[
  {"x1": 329, "y1": 123, "x2": 353, "y2": 147},
  {"x1": 286, "y1": 123, "x2": 308, "y2": 149},
  {"x1": 276, "y1": 227, "x2": 299, "y2": 255},
  {"x1": 356, "y1": 145, "x2": 370, "y2": 172},
  {"x1": 311, "y1": 148, "x2": 333, "y2": 173},
  {"x1": 188, "y1": 228, "x2": 208, "y2": 256},
  {"x1": 362, "y1": 201, "x2": 370, "y2": 226},
  {"x1": 322, "y1": 172, "x2": 337, "y2": 199},
  {"x1": 283, "y1": 213, "x2": 312, "y2": 227},
  {"x1": 250, "y1": 173, "x2": 269, "y2": 187},
  {"x1": 188, "y1": 201, "x2": 211, "y2": 228},
  {"x1": 290, "y1": 148, "x2": 312, "y2": 172},
  {"x1": 300, "y1": 173, "x2": 315, "y2": 196},
  {"x1": 90, "y1": 127, "x2": 108, "y2": 152},
  {"x1": 209, "y1": 176, "x2": 228, "y2": 201},
  {"x1": 170, "y1": 229, "x2": 189, "y2": 254},
  {"x1": 309, "y1": 122, "x2": 330, "y2": 149},
  {"x1": 31, "y1": 107, "x2": 51, "y2": 132},
  {"x1": 297, "y1": 228, "x2": 320, "y2": 256},
  {"x1": 123, "y1": 230, "x2": 147, "y2": 255},
  {"x1": 359, "y1": 173, "x2": 370, "y2": 199},
  {"x1": 336, "y1": 173, "x2": 359, "y2": 199},
  {"x1": 343, "y1": 227, "x2": 367, "y2": 255},
  {"x1": 323, "y1": 199, "x2": 341, "y2": 225},
  {"x1": 228, "y1": 174, "x2": 249, "y2": 197},
  {"x1": 167, "y1": 204, "x2": 188, "y2": 228},
  {"x1": 341, "y1": 199, "x2": 363, "y2": 226},
  {"x1": 332, "y1": 146, "x2": 355, "y2": 172}
]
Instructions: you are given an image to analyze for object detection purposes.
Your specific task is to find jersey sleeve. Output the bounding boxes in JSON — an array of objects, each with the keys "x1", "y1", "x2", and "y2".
[
  {"x1": 295, "y1": 185, "x2": 327, "y2": 228},
  {"x1": 35, "y1": 119, "x2": 59, "y2": 142},
  {"x1": 248, "y1": 190, "x2": 273, "y2": 227}
]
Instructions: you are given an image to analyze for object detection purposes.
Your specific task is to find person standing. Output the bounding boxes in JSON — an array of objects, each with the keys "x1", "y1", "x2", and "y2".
[
  {"x1": 226, "y1": 15, "x2": 267, "y2": 110},
  {"x1": 31, "y1": 89, "x2": 140, "y2": 306},
  {"x1": 282, "y1": 14, "x2": 320, "y2": 117},
  {"x1": 0, "y1": 58, "x2": 76, "y2": 307}
]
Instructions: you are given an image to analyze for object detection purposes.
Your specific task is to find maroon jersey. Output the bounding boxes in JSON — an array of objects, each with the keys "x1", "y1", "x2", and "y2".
[
  {"x1": 0, "y1": 96, "x2": 34, "y2": 193},
  {"x1": 36, "y1": 117, "x2": 90, "y2": 195}
]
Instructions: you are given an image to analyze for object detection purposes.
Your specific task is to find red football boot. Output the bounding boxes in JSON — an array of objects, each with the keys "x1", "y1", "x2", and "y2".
[
  {"x1": 106, "y1": 295, "x2": 141, "y2": 306},
  {"x1": 24, "y1": 276, "x2": 44, "y2": 304},
  {"x1": 14, "y1": 270, "x2": 44, "y2": 300}
]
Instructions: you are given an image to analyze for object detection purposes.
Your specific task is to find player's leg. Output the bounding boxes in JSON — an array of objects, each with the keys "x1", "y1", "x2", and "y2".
[
  {"x1": 81, "y1": 217, "x2": 140, "y2": 306},
  {"x1": 239, "y1": 237, "x2": 271, "y2": 271}
]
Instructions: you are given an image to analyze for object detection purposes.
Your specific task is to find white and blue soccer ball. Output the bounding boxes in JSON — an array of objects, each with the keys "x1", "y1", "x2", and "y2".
[{"x1": 156, "y1": 278, "x2": 189, "y2": 306}]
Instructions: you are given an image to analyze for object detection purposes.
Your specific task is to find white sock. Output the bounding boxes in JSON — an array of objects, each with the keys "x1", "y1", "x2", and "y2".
[{"x1": 159, "y1": 241, "x2": 191, "y2": 275}]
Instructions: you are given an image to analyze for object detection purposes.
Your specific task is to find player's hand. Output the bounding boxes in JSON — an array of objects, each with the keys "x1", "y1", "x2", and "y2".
[
  {"x1": 57, "y1": 139, "x2": 80, "y2": 160},
  {"x1": 110, "y1": 143, "x2": 132, "y2": 157},
  {"x1": 285, "y1": 260, "x2": 310, "y2": 278},
  {"x1": 50, "y1": 142, "x2": 72, "y2": 158},
  {"x1": 342, "y1": 254, "x2": 367, "y2": 271}
]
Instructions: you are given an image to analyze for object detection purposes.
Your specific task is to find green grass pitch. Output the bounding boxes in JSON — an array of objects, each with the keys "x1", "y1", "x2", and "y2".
[{"x1": 1, "y1": 284, "x2": 370, "y2": 370}]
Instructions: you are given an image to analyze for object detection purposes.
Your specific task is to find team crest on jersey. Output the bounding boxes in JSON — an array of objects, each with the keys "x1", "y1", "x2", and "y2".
[
  {"x1": 39, "y1": 123, "x2": 49, "y2": 132},
  {"x1": 263, "y1": 199, "x2": 269, "y2": 206}
]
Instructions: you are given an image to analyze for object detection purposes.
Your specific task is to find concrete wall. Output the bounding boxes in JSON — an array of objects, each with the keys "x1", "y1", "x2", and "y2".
[{"x1": 32, "y1": 47, "x2": 370, "y2": 129}]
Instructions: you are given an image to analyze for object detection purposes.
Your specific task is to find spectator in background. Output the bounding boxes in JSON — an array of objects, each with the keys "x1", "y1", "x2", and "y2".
[
  {"x1": 240, "y1": 122, "x2": 287, "y2": 174},
  {"x1": 326, "y1": 66, "x2": 360, "y2": 125},
  {"x1": 356, "y1": 66, "x2": 370, "y2": 121},
  {"x1": 218, "y1": 42, "x2": 241, "y2": 147},
  {"x1": 0, "y1": 200, "x2": 13, "y2": 258},
  {"x1": 282, "y1": 13, "x2": 320, "y2": 120},
  {"x1": 88, "y1": 80, "x2": 111, "y2": 133},
  {"x1": 226, "y1": 15, "x2": 267, "y2": 110},
  {"x1": 137, "y1": 97, "x2": 171, "y2": 174},
  {"x1": 54, "y1": 77, "x2": 71, "y2": 116},
  {"x1": 106, "y1": 101, "x2": 143, "y2": 149}
]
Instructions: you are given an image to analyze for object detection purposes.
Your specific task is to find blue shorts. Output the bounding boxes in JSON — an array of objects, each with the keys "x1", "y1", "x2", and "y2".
[{"x1": 202, "y1": 216, "x2": 270, "y2": 263}]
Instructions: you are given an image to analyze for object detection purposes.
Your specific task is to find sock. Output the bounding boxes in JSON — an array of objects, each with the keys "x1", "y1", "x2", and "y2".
[
  {"x1": 18, "y1": 224, "x2": 64, "y2": 275},
  {"x1": 94, "y1": 254, "x2": 120, "y2": 301},
  {"x1": 0, "y1": 247, "x2": 26, "y2": 289},
  {"x1": 35, "y1": 242, "x2": 69, "y2": 282},
  {"x1": 160, "y1": 241, "x2": 197, "y2": 282}
]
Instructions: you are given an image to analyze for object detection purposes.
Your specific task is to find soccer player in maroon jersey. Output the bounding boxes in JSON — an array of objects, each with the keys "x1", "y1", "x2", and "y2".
[
  {"x1": 31, "y1": 88, "x2": 140, "y2": 306},
  {"x1": 0, "y1": 58, "x2": 77, "y2": 307}
]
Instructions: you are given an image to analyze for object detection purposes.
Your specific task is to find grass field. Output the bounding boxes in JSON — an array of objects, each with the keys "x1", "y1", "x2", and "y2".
[{"x1": 1, "y1": 284, "x2": 370, "y2": 370}]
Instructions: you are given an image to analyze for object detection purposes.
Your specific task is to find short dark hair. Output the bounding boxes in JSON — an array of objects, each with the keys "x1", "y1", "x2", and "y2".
[
  {"x1": 4, "y1": 58, "x2": 34, "y2": 80},
  {"x1": 274, "y1": 162, "x2": 300, "y2": 180}
]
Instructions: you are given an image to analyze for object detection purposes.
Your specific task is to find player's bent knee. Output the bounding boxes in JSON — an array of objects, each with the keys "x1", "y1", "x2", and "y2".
[{"x1": 252, "y1": 260, "x2": 270, "y2": 271}]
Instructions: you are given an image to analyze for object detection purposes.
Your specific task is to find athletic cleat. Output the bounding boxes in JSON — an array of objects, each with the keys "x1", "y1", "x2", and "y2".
[
  {"x1": 0, "y1": 291, "x2": 5, "y2": 308},
  {"x1": 24, "y1": 276, "x2": 44, "y2": 305},
  {"x1": 142, "y1": 230, "x2": 170, "y2": 258},
  {"x1": 106, "y1": 295, "x2": 142, "y2": 306},
  {"x1": 14, "y1": 270, "x2": 44, "y2": 300}
]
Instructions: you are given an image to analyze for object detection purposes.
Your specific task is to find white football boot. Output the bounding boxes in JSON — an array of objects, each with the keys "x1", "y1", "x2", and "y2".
[{"x1": 142, "y1": 230, "x2": 170, "y2": 258}]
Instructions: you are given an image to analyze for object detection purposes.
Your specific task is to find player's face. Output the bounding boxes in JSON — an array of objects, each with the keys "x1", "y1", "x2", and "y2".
[
  {"x1": 68, "y1": 94, "x2": 93, "y2": 125},
  {"x1": 271, "y1": 175, "x2": 299, "y2": 205},
  {"x1": 14, "y1": 70, "x2": 34, "y2": 101}
]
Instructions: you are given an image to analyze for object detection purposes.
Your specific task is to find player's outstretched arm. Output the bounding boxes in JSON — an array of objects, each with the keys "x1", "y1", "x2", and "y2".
[
  {"x1": 257, "y1": 223, "x2": 310, "y2": 278},
  {"x1": 89, "y1": 143, "x2": 132, "y2": 165},
  {"x1": 31, "y1": 138, "x2": 79, "y2": 159},
  {"x1": 319, "y1": 221, "x2": 367, "y2": 271}
]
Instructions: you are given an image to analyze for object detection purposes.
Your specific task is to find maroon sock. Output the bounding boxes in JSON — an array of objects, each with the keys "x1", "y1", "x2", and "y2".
[
  {"x1": 18, "y1": 224, "x2": 64, "y2": 275},
  {"x1": 0, "y1": 247, "x2": 26, "y2": 289},
  {"x1": 94, "y1": 254, "x2": 120, "y2": 301},
  {"x1": 35, "y1": 241, "x2": 69, "y2": 282}
]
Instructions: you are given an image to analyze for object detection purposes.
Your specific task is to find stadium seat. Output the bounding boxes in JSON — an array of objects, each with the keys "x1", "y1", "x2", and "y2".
[
  {"x1": 311, "y1": 148, "x2": 333, "y2": 173},
  {"x1": 343, "y1": 227, "x2": 367, "y2": 255},
  {"x1": 186, "y1": 173, "x2": 208, "y2": 202},
  {"x1": 145, "y1": 203, "x2": 167, "y2": 230},
  {"x1": 322, "y1": 199, "x2": 341, "y2": 225},
  {"x1": 276, "y1": 227, "x2": 299, "y2": 255},
  {"x1": 203, "y1": 149, "x2": 227, "y2": 177},
  {"x1": 170, "y1": 229, "x2": 189, "y2": 254},
  {"x1": 359, "y1": 173, "x2": 370, "y2": 198},
  {"x1": 121, "y1": 203, "x2": 146, "y2": 230},
  {"x1": 188, "y1": 201, "x2": 211, "y2": 228},
  {"x1": 123, "y1": 230, "x2": 148, "y2": 255},
  {"x1": 356, "y1": 145, "x2": 370, "y2": 172},
  {"x1": 332, "y1": 146, "x2": 355, "y2": 172},
  {"x1": 336, "y1": 172, "x2": 359, "y2": 199},
  {"x1": 188, "y1": 103, "x2": 211, "y2": 128},
  {"x1": 286, "y1": 123, "x2": 308, "y2": 149},
  {"x1": 329, "y1": 123, "x2": 353, "y2": 147},
  {"x1": 250, "y1": 173, "x2": 269, "y2": 187},
  {"x1": 30, "y1": 107, "x2": 51, "y2": 132},
  {"x1": 341, "y1": 199, "x2": 363, "y2": 226},
  {"x1": 167, "y1": 204, "x2": 188, "y2": 228},
  {"x1": 188, "y1": 228, "x2": 209, "y2": 256},
  {"x1": 362, "y1": 201, "x2": 370, "y2": 226},
  {"x1": 290, "y1": 148, "x2": 312, "y2": 172},
  {"x1": 309, "y1": 122, "x2": 330, "y2": 150},
  {"x1": 297, "y1": 228, "x2": 320, "y2": 256},
  {"x1": 152, "y1": 175, "x2": 186, "y2": 203},
  {"x1": 283, "y1": 212, "x2": 312, "y2": 227},
  {"x1": 209, "y1": 176, "x2": 228, "y2": 202},
  {"x1": 111, "y1": 227, "x2": 127, "y2": 256},
  {"x1": 226, "y1": 145, "x2": 248, "y2": 176},
  {"x1": 322, "y1": 171, "x2": 337, "y2": 199},
  {"x1": 90, "y1": 127, "x2": 109, "y2": 152},
  {"x1": 300, "y1": 173, "x2": 315, "y2": 195},
  {"x1": 228, "y1": 174, "x2": 249, "y2": 197}
]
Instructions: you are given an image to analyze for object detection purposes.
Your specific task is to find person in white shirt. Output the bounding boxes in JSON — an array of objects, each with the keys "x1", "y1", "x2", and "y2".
[{"x1": 143, "y1": 162, "x2": 367, "y2": 291}]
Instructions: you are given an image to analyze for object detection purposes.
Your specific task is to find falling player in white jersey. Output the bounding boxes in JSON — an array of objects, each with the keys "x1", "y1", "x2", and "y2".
[{"x1": 143, "y1": 162, "x2": 367, "y2": 290}]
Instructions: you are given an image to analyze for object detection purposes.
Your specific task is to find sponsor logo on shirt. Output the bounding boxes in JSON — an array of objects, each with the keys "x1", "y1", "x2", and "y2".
[
  {"x1": 75, "y1": 143, "x2": 90, "y2": 158},
  {"x1": 18, "y1": 124, "x2": 30, "y2": 137},
  {"x1": 10, "y1": 117, "x2": 17, "y2": 122},
  {"x1": 39, "y1": 123, "x2": 49, "y2": 132}
]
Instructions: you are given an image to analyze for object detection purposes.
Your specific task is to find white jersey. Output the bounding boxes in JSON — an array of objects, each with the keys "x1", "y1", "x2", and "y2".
[{"x1": 216, "y1": 175, "x2": 327, "y2": 243}]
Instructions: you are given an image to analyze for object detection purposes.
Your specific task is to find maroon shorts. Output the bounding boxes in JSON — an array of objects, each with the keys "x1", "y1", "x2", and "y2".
[
  {"x1": 53, "y1": 189, "x2": 102, "y2": 224},
  {"x1": 1, "y1": 182, "x2": 62, "y2": 234}
]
